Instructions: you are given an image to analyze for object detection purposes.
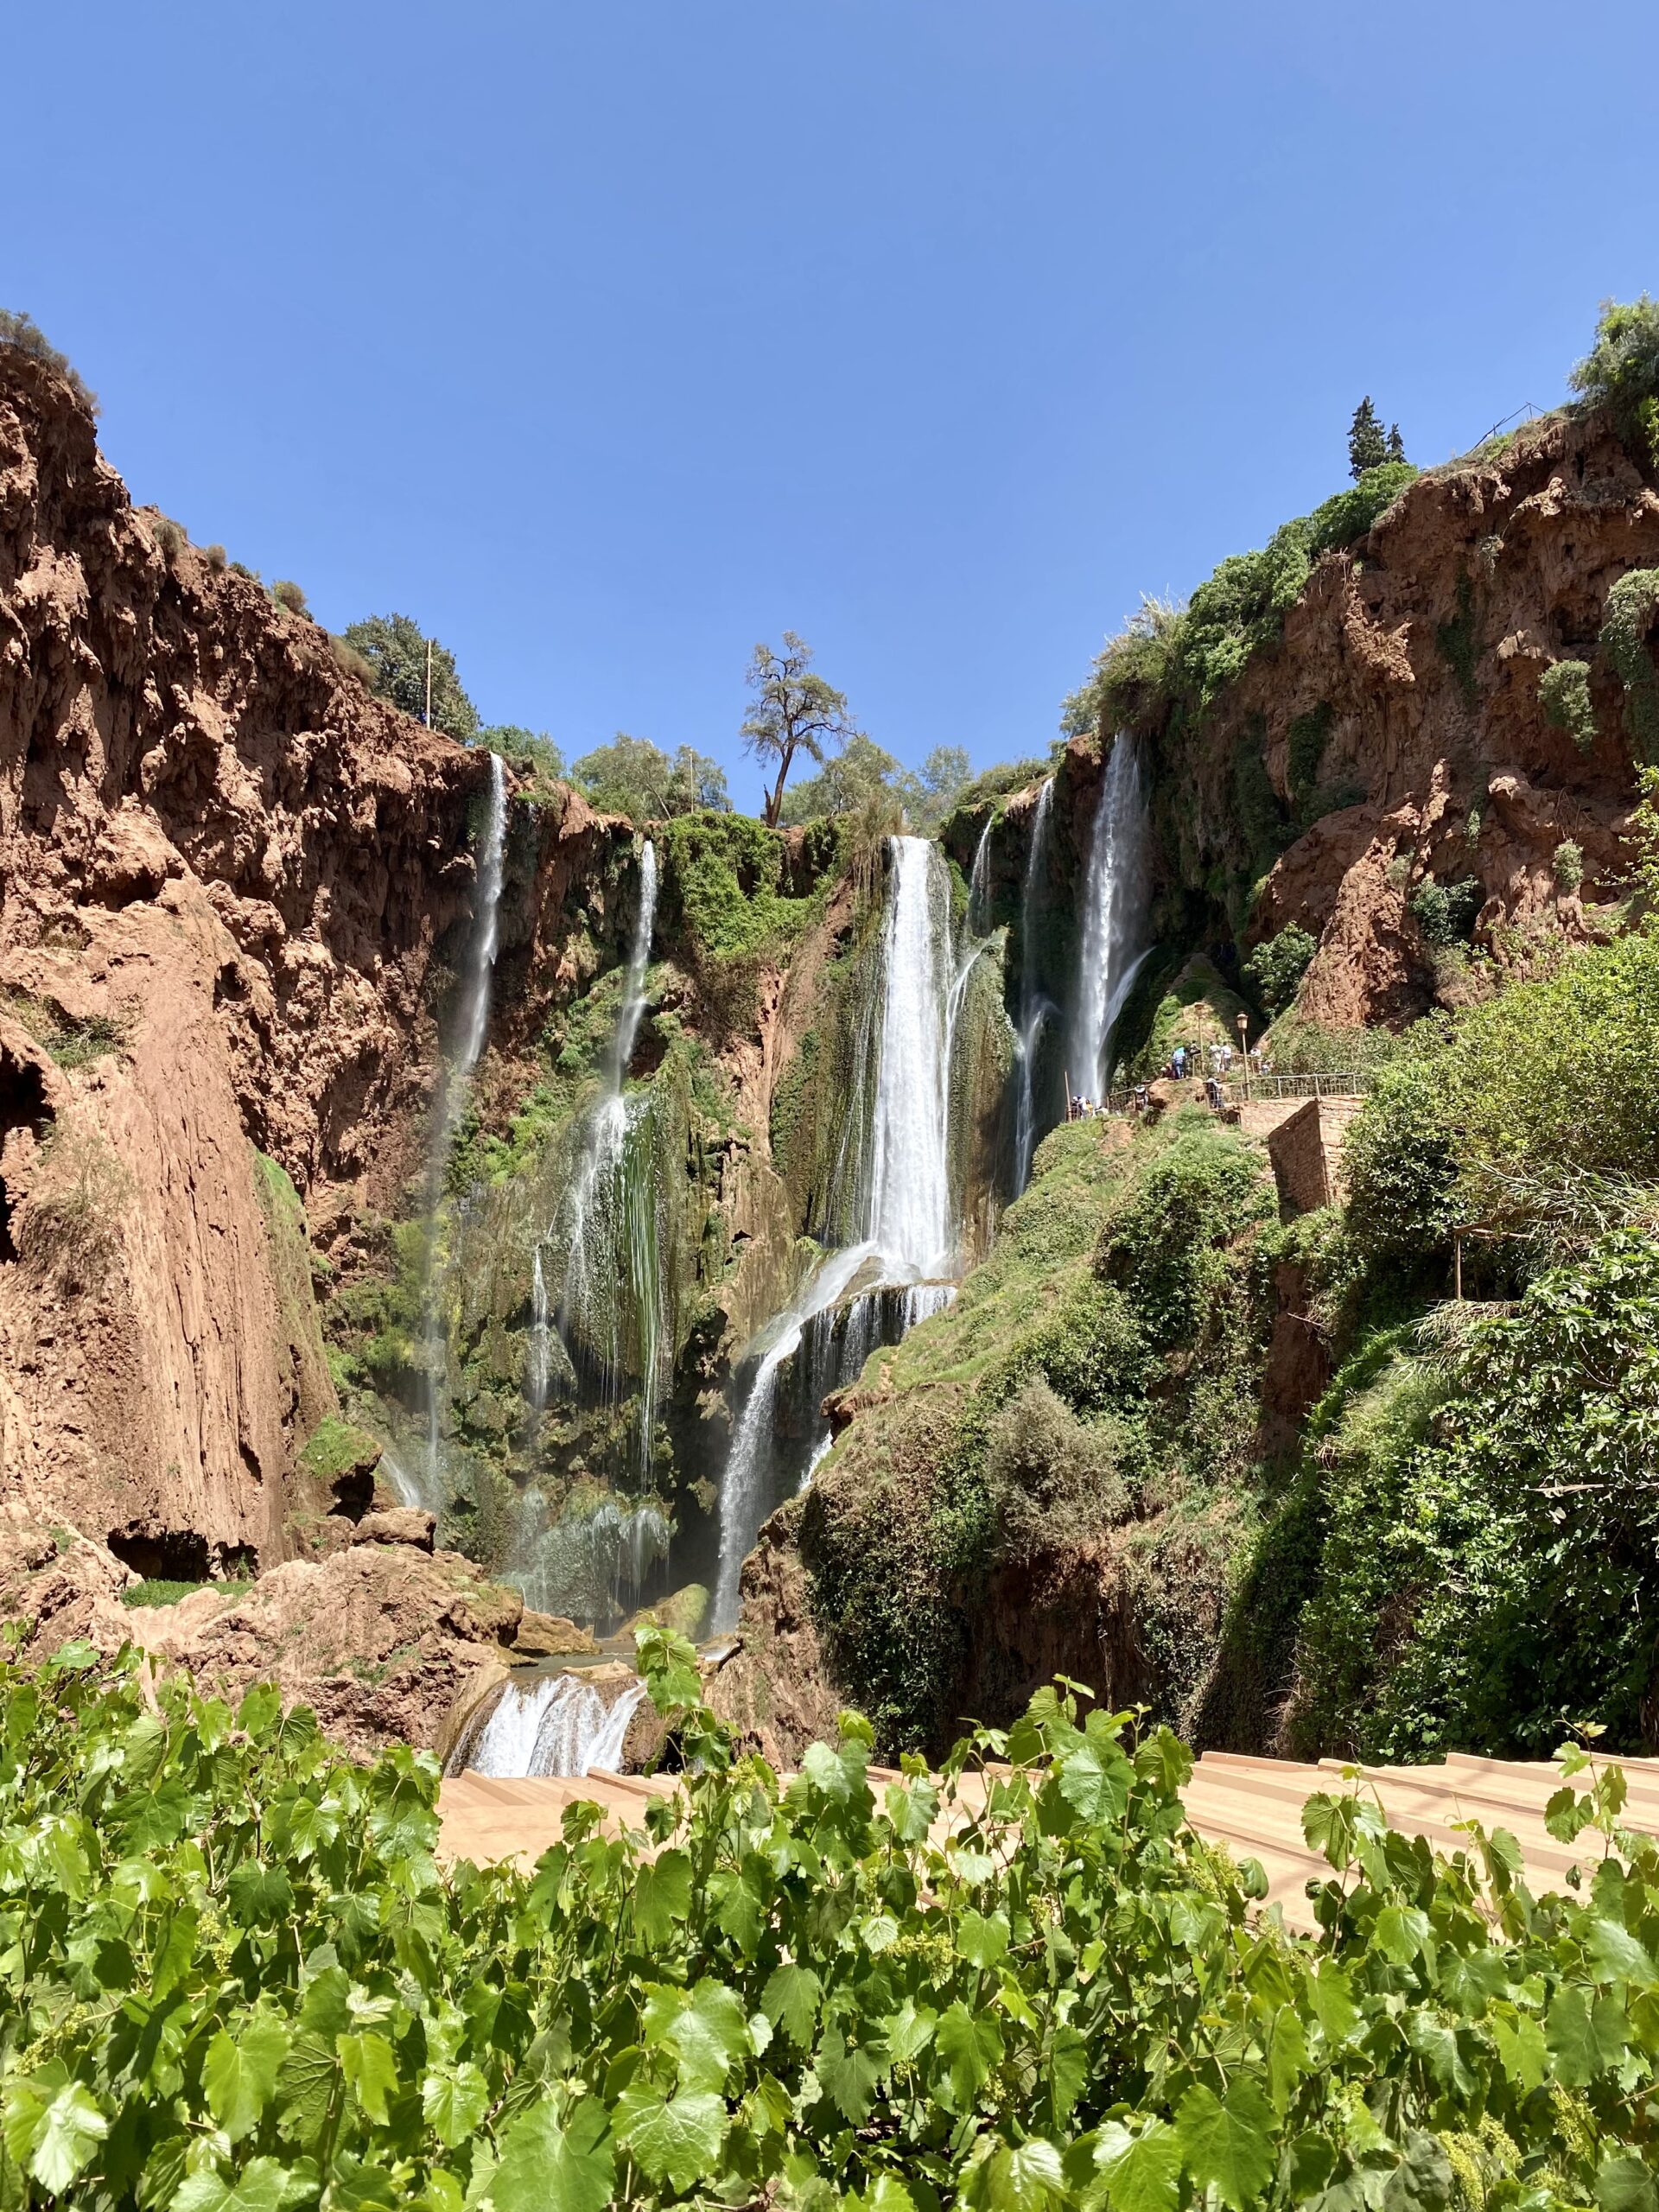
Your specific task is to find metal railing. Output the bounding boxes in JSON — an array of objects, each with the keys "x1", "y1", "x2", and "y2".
[{"x1": 1091, "y1": 1068, "x2": 1370, "y2": 1116}]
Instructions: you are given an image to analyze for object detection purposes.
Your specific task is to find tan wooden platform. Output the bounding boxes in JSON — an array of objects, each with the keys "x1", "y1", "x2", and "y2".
[{"x1": 439, "y1": 1749, "x2": 1659, "y2": 1934}]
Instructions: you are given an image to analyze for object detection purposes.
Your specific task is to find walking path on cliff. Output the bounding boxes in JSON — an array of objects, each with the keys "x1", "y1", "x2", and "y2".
[{"x1": 438, "y1": 1749, "x2": 1659, "y2": 1935}]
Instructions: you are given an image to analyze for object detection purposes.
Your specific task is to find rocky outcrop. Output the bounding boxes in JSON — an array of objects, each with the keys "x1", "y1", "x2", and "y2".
[
  {"x1": 1143, "y1": 410, "x2": 1659, "y2": 1026},
  {"x1": 0, "y1": 346, "x2": 644, "y2": 1582}
]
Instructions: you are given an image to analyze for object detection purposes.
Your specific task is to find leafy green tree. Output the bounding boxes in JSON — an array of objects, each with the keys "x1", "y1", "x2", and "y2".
[
  {"x1": 777, "y1": 732, "x2": 901, "y2": 825},
  {"x1": 573, "y1": 734, "x2": 731, "y2": 823},
  {"x1": 1295, "y1": 1228, "x2": 1659, "y2": 1758},
  {"x1": 1385, "y1": 423, "x2": 1406, "y2": 462},
  {"x1": 898, "y1": 745, "x2": 972, "y2": 831},
  {"x1": 1347, "y1": 397, "x2": 1389, "y2": 478},
  {"x1": 741, "y1": 632, "x2": 857, "y2": 827},
  {"x1": 476, "y1": 725, "x2": 567, "y2": 791},
  {"x1": 1243, "y1": 922, "x2": 1316, "y2": 1014},
  {"x1": 340, "y1": 613, "x2": 479, "y2": 741},
  {"x1": 1571, "y1": 293, "x2": 1659, "y2": 467}
]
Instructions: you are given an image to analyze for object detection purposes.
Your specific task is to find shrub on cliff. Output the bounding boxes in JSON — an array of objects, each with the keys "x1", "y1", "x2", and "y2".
[
  {"x1": 1243, "y1": 922, "x2": 1316, "y2": 1014},
  {"x1": 1062, "y1": 466, "x2": 1414, "y2": 741},
  {"x1": 1572, "y1": 293, "x2": 1659, "y2": 468},
  {"x1": 0, "y1": 306, "x2": 97, "y2": 412},
  {"x1": 340, "y1": 612, "x2": 480, "y2": 741}
]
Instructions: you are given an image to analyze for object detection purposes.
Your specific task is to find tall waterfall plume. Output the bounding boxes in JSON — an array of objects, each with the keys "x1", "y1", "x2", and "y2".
[
  {"x1": 866, "y1": 836, "x2": 956, "y2": 1279},
  {"x1": 711, "y1": 835, "x2": 964, "y2": 1632},
  {"x1": 1013, "y1": 777, "x2": 1055, "y2": 1193},
  {"x1": 1072, "y1": 734, "x2": 1151, "y2": 1098},
  {"x1": 551, "y1": 840, "x2": 661, "y2": 1467},
  {"x1": 416, "y1": 752, "x2": 510, "y2": 1508}
]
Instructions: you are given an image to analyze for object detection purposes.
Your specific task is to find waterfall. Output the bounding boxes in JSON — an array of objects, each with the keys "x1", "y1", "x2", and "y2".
[
  {"x1": 712, "y1": 1238, "x2": 878, "y2": 1630},
  {"x1": 867, "y1": 836, "x2": 955, "y2": 1278},
  {"x1": 549, "y1": 841, "x2": 661, "y2": 1465},
  {"x1": 454, "y1": 753, "x2": 509, "y2": 1076},
  {"x1": 967, "y1": 816, "x2": 994, "y2": 935},
  {"x1": 526, "y1": 1245, "x2": 550, "y2": 1416},
  {"x1": 416, "y1": 752, "x2": 511, "y2": 1510},
  {"x1": 1072, "y1": 734, "x2": 1151, "y2": 1098},
  {"x1": 504, "y1": 1492, "x2": 671, "y2": 1625},
  {"x1": 712, "y1": 835, "x2": 966, "y2": 1632},
  {"x1": 1013, "y1": 778, "x2": 1054, "y2": 1193},
  {"x1": 457, "y1": 1669, "x2": 648, "y2": 1779}
]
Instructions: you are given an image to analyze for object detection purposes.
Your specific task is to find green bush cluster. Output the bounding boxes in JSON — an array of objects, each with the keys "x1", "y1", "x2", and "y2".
[
  {"x1": 1342, "y1": 933, "x2": 1659, "y2": 1276},
  {"x1": 1539, "y1": 659, "x2": 1599, "y2": 753},
  {"x1": 1243, "y1": 925, "x2": 1317, "y2": 1015},
  {"x1": 1571, "y1": 292, "x2": 1659, "y2": 467},
  {"x1": 1599, "y1": 568, "x2": 1659, "y2": 760},
  {"x1": 1408, "y1": 876, "x2": 1481, "y2": 950},
  {"x1": 5, "y1": 1637, "x2": 1659, "y2": 2212},
  {"x1": 1291, "y1": 1228, "x2": 1659, "y2": 1760}
]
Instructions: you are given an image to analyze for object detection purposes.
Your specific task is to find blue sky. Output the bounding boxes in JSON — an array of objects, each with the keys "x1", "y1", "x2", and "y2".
[{"x1": 9, "y1": 1, "x2": 1659, "y2": 813}]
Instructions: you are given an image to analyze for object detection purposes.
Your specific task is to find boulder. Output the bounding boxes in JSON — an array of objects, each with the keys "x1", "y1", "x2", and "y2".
[
  {"x1": 513, "y1": 1609, "x2": 598, "y2": 1659},
  {"x1": 352, "y1": 1507, "x2": 435, "y2": 1551}
]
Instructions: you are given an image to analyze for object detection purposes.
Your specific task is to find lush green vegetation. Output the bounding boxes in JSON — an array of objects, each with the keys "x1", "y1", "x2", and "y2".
[
  {"x1": 1341, "y1": 933, "x2": 1659, "y2": 1271},
  {"x1": 4, "y1": 1637, "x2": 1659, "y2": 2211},
  {"x1": 1599, "y1": 570, "x2": 1659, "y2": 761},
  {"x1": 340, "y1": 615, "x2": 480, "y2": 742},
  {"x1": 806, "y1": 1116, "x2": 1280, "y2": 1751},
  {"x1": 1539, "y1": 661, "x2": 1599, "y2": 753},
  {"x1": 1572, "y1": 293, "x2": 1659, "y2": 469},
  {"x1": 1290, "y1": 1229, "x2": 1659, "y2": 1761},
  {"x1": 1062, "y1": 465, "x2": 1416, "y2": 744},
  {"x1": 1243, "y1": 926, "x2": 1316, "y2": 1016},
  {"x1": 572, "y1": 736, "x2": 731, "y2": 823}
]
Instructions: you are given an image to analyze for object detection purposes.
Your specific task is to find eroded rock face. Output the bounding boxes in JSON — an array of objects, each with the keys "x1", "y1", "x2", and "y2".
[
  {"x1": 124, "y1": 1541, "x2": 527, "y2": 1761},
  {"x1": 1152, "y1": 410, "x2": 1659, "y2": 1024}
]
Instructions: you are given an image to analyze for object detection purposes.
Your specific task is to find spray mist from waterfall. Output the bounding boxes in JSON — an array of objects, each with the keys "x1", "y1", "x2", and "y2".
[{"x1": 1073, "y1": 734, "x2": 1152, "y2": 1098}]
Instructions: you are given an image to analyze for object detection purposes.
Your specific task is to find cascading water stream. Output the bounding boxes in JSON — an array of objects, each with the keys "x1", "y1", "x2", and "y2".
[
  {"x1": 416, "y1": 753, "x2": 510, "y2": 1508},
  {"x1": 712, "y1": 1238, "x2": 878, "y2": 1630},
  {"x1": 967, "y1": 814, "x2": 994, "y2": 935},
  {"x1": 867, "y1": 836, "x2": 955, "y2": 1278},
  {"x1": 712, "y1": 836, "x2": 965, "y2": 1632},
  {"x1": 550, "y1": 841, "x2": 661, "y2": 1464},
  {"x1": 1072, "y1": 734, "x2": 1152, "y2": 1098},
  {"x1": 1013, "y1": 777, "x2": 1054, "y2": 1193},
  {"x1": 455, "y1": 1669, "x2": 648, "y2": 1779}
]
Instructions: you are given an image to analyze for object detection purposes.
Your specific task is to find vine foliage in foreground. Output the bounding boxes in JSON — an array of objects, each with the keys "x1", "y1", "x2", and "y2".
[{"x1": 1, "y1": 1631, "x2": 1657, "y2": 2209}]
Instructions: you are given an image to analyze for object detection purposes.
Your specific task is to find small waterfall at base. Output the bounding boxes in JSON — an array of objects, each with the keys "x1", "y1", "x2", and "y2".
[
  {"x1": 1073, "y1": 734, "x2": 1152, "y2": 1098},
  {"x1": 1014, "y1": 778, "x2": 1055, "y2": 1193},
  {"x1": 459, "y1": 1671, "x2": 648, "y2": 1779},
  {"x1": 416, "y1": 752, "x2": 510, "y2": 1510}
]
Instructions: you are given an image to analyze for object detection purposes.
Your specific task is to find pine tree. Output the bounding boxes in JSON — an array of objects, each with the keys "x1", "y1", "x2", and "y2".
[
  {"x1": 1386, "y1": 423, "x2": 1407, "y2": 463},
  {"x1": 1349, "y1": 397, "x2": 1389, "y2": 479}
]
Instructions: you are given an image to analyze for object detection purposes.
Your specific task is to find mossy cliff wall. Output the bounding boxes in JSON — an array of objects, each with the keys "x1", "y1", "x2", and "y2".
[{"x1": 1102, "y1": 410, "x2": 1659, "y2": 1041}]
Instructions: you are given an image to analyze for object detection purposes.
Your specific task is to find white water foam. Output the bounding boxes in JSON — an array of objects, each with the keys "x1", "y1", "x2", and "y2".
[
  {"x1": 464, "y1": 1669, "x2": 648, "y2": 1778},
  {"x1": 1073, "y1": 735, "x2": 1151, "y2": 1096}
]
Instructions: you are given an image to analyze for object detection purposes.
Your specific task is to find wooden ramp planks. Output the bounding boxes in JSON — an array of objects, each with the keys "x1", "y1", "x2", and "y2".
[{"x1": 438, "y1": 1751, "x2": 1659, "y2": 1936}]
